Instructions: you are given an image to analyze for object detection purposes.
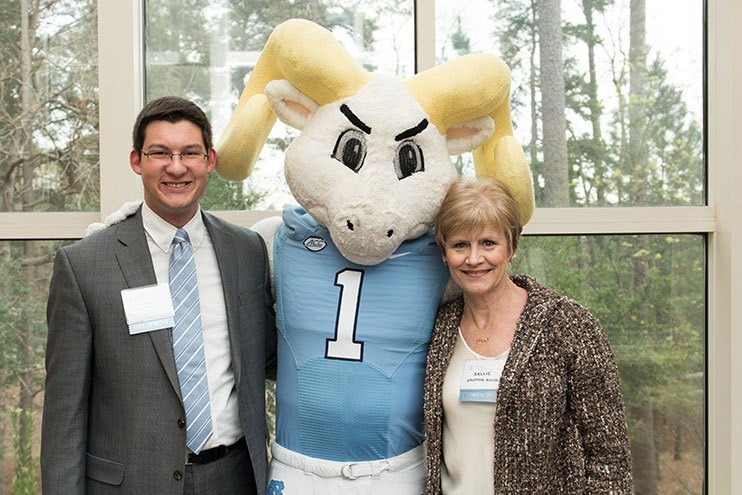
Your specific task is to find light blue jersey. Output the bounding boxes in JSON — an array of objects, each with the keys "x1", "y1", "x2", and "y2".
[{"x1": 273, "y1": 207, "x2": 449, "y2": 461}]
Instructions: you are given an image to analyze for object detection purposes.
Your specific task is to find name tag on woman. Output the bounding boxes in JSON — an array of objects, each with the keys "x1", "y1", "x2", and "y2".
[{"x1": 459, "y1": 359, "x2": 505, "y2": 403}]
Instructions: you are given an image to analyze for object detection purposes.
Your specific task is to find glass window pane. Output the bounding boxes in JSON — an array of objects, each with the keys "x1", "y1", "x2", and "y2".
[
  {"x1": 15, "y1": 239, "x2": 707, "y2": 490},
  {"x1": 1, "y1": 239, "x2": 68, "y2": 491},
  {"x1": 513, "y1": 234, "x2": 705, "y2": 493},
  {"x1": 144, "y1": 0, "x2": 415, "y2": 210},
  {"x1": 0, "y1": 2, "x2": 99, "y2": 213},
  {"x1": 436, "y1": 0, "x2": 704, "y2": 208}
]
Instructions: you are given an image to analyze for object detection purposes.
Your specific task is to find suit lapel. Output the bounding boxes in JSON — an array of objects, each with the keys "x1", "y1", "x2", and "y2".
[
  {"x1": 115, "y1": 209, "x2": 182, "y2": 399},
  {"x1": 115, "y1": 213, "x2": 156, "y2": 288},
  {"x1": 204, "y1": 213, "x2": 242, "y2": 388}
]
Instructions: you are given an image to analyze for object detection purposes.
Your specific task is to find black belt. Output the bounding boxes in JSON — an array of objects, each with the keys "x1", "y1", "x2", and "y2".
[{"x1": 186, "y1": 437, "x2": 246, "y2": 465}]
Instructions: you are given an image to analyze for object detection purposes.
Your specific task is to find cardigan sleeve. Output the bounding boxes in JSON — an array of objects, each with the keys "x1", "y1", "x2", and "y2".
[{"x1": 565, "y1": 302, "x2": 634, "y2": 493}]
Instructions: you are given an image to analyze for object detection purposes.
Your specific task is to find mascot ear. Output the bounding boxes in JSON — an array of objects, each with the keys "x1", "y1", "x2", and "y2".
[
  {"x1": 445, "y1": 115, "x2": 494, "y2": 156},
  {"x1": 265, "y1": 79, "x2": 319, "y2": 130}
]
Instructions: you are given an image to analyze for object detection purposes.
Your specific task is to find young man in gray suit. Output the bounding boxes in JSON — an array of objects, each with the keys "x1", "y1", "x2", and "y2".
[{"x1": 41, "y1": 97, "x2": 276, "y2": 495}]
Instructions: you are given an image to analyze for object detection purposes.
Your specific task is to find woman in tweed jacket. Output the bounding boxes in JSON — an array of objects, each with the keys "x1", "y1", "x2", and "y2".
[{"x1": 424, "y1": 178, "x2": 632, "y2": 494}]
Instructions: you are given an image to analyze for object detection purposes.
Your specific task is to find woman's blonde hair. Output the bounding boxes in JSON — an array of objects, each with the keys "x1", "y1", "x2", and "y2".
[{"x1": 435, "y1": 177, "x2": 523, "y2": 258}]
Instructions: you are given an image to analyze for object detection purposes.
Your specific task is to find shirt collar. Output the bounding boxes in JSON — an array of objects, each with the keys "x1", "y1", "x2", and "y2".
[{"x1": 141, "y1": 202, "x2": 205, "y2": 253}]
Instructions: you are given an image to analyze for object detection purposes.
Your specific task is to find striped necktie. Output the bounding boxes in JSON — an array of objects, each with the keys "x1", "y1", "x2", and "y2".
[{"x1": 169, "y1": 228, "x2": 212, "y2": 454}]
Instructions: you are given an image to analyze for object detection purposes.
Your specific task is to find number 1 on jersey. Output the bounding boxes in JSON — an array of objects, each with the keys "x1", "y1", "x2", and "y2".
[{"x1": 325, "y1": 269, "x2": 364, "y2": 361}]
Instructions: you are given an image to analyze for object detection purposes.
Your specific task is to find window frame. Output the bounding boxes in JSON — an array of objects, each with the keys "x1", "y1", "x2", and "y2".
[{"x1": 0, "y1": 0, "x2": 738, "y2": 491}]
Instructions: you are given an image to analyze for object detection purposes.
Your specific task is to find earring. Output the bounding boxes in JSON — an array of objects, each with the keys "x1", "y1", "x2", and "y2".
[{"x1": 442, "y1": 259, "x2": 448, "y2": 266}]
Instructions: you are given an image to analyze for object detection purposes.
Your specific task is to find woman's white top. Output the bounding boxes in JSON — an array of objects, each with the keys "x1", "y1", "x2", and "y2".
[{"x1": 441, "y1": 328, "x2": 509, "y2": 495}]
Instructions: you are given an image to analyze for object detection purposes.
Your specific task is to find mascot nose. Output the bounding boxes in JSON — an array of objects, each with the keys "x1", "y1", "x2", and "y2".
[{"x1": 345, "y1": 220, "x2": 394, "y2": 238}]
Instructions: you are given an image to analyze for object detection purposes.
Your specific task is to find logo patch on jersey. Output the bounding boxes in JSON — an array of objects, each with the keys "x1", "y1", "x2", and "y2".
[
  {"x1": 303, "y1": 236, "x2": 327, "y2": 252},
  {"x1": 268, "y1": 479, "x2": 285, "y2": 495}
]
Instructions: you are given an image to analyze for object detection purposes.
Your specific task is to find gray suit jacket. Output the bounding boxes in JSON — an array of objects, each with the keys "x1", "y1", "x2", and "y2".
[{"x1": 41, "y1": 207, "x2": 277, "y2": 495}]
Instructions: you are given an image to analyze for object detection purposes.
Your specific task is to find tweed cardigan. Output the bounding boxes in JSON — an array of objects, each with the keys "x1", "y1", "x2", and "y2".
[{"x1": 424, "y1": 275, "x2": 633, "y2": 494}]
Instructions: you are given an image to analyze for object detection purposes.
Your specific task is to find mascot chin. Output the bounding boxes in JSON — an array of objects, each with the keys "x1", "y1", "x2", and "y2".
[{"x1": 217, "y1": 19, "x2": 534, "y2": 495}]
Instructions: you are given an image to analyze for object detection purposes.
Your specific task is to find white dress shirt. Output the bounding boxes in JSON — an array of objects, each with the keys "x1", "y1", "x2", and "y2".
[{"x1": 142, "y1": 202, "x2": 242, "y2": 450}]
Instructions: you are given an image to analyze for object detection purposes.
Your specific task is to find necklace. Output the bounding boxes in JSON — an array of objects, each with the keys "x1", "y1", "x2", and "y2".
[{"x1": 460, "y1": 323, "x2": 494, "y2": 345}]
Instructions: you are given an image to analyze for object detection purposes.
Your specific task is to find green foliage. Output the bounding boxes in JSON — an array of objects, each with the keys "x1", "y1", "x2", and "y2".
[
  {"x1": 451, "y1": 16, "x2": 470, "y2": 55},
  {"x1": 513, "y1": 233, "x2": 705, "y2": 486},
  {"x1": 0, "y1": 247, "x2": 53, "y2": 387},
  {"x1": 144, "y1": 0, "x2": 213, "y2": 103},
  {"x1": 493, "y1": 0, "x2": 702, "y2": 209},
  {"x1": 0, "y1": 255, "x2": 25, "y2": 387},
  {"x1": 227, "y1": 0, "x2": 341, "y2": 51},
  {"x1": 201, "y1": 173, "x2": 266, "y2": 210},
  {"x1": 11, "y1": 408, "x2": 39, "y2": 495},
  {"x1": 0, "y1": 0, "x2": 100, "y2": 213},
  {"x1": 603, "y1": 56, "x2": 704, "y2": 207}
]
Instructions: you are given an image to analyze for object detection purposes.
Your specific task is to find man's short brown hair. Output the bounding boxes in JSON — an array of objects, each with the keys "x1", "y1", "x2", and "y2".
[{"x1": 132, "y1": 96, "x2": 213, "y2": 153}]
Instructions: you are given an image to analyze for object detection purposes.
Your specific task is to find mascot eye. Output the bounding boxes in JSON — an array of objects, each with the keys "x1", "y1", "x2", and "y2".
[
  {"x1": 332, "y1": 129, "x2": 367, "y2": 173},
  {"x1": 393, "y1": 141, "x2": 425, "y2": 180}
]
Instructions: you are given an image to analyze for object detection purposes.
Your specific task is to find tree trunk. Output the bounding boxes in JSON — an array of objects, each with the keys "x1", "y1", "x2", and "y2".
[
  {"x1": 581, "y1": 0, "x2": 606, "y2": 205},
  {"x1": 528, "y1": 0, "x2": 540, "y2": 205},
  {"x1": 18, "y1": 241, "x2": 38, "y2": 490},
  {"x1": 629, "y1": 0, "x2": 648, "y2": 205},
  {"x1": 537, "y1": 0, "x2": 569, "y2": 206},
  {"x1": 631, "y1": 404, "x2": 659, "y2": 494},
  {"x1": 627, "y1": 0, "x2": 658, "y2": 491},
  {"x1": 674, "y1": 422, "x2": 684, "y2": 461},
  {"x1": 16, "y1": 1, "x2": 40, "y2": 490},
  {"x1": 0, "y1": 347, "x2": 5, "y2": 495}
]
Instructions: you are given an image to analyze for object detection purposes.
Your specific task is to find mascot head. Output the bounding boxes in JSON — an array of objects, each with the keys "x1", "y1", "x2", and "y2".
[{"x1": 217, "y1": 19, "x2": 534, "y2": 265}]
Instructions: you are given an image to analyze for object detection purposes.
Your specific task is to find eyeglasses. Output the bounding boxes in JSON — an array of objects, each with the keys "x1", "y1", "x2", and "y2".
[{"x1": 141, "y1": 150, "x2": 208, "y2": 164}]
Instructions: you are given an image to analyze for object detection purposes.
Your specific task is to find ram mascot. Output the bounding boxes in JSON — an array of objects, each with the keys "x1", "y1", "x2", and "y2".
[{"x1": 217, "y1": 19, "x2": 534, "y2": 495}]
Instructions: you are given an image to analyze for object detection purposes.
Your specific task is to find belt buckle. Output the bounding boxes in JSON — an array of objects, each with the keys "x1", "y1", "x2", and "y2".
[
  {"x1": 340, "y1": 461, "x2": 390, "y2": 480},
  {"x1": 185, "y1": 449, "x2": 207, "y2": 465},
  {"x1": 340, "y1": 463, "x2": 360, "y2": 480}
]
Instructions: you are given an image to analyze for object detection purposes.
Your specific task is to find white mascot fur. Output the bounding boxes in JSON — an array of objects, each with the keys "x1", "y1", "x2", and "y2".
[{"x1": 217, "y1": 19, "x2": 534, "y2": 495}]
